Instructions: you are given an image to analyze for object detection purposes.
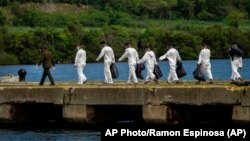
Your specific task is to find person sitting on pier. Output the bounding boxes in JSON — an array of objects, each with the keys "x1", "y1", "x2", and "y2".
[
  {"x1": 159, "y1": 45, "x2": 181, "y2": 84},
  {"x1": 197, "y1": 43, "x2": 213, "y2": 84},
  {"x1": 138, "y1": 46, "x2": 158, "y2": 84},
  {"x1": 96, "y1": 40, "x2": 115, "y2": 84},
  {"x1": 74, "y1": 44, "x2": 87, "y2": 84},
  {"x1": 118, "y1": 42, "x2": 139, "y2": 84}
]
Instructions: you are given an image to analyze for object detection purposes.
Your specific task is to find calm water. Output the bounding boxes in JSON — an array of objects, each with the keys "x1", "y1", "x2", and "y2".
[
  {"x1": 0, "y1": 129, "x2": 100, "y2": 141},
  {"x1": 0, "y1": 59, "x2": 249, "y2": 141},
  {"x1": 0, "y1": 59, "x2": 249, "y2": 82}
]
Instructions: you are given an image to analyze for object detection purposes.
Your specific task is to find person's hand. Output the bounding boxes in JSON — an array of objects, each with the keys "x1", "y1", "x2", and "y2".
[
  {"x1": 35, "y1": 64, "x2": 38, "y2": 69},
  {"x1": 197, "y1": 63, "x2": 201, "y2": 68}
]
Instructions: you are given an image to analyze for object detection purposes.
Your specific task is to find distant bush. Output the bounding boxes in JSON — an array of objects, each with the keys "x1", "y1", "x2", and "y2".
[{"x1": 197, "y1": 11, "x2": 218, "y2": 21}]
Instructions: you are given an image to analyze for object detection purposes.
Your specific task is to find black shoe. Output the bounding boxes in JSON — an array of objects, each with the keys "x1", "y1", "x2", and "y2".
[
  {"x1": 153, "y1": 78, "x2": 159, "y2": 84},
  {"x1": 83, "y1": 80, "x2": 87, "y2": 84}
]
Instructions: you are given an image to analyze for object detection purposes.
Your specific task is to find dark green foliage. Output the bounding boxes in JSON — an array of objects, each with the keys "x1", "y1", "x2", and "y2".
[{"x1": 0, "y1": 1, "x2": 250, "y2": 64}]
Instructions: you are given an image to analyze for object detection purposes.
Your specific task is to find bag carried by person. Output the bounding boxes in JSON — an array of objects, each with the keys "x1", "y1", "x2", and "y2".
[
  {"x1": 153, "y1": 64, "x2": 163, "y2": 79},
  {"x1": 193, "y1": 67, "x2": 206, "y2": 81},
  {"x1": 136, "y1": 63, "x2": 145, "y2": 79},
  {"x1": 110, "y1": 63, "x2": 119, "y2": 79},
  {"x1": 176, "y1": 60, "x2": 187, "y2": 78}
]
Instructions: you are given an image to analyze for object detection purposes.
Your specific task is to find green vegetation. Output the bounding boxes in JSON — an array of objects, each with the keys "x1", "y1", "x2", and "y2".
[{"x1": 0, "y1": 1, "x2": 250, "y2": 64}]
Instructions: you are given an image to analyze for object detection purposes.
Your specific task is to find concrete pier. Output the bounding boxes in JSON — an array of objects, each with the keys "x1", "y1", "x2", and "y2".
[{"x1": 0, "y1": 81, "x2": 249, "y2": 124}]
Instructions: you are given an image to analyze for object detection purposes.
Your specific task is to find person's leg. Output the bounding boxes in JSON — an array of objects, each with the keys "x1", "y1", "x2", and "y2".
[
  {"x1": 205, "y1": 64, "x2": 213, "y2": 84},
  {"x1": 231, "y1": 61, "x2": 241, "y2": 81},
  {"x1": 104, "y1": 62, "x2": 113, "y2": 83},
  {"x1": 39, "y1": 69, "x2": 47, "y2": 85},
  {"x1": 127, "y1": 65, "x2": 132, "y2": 83},
  {"x1": 148, "y1": 66, "x2": 158, "y2": 83},
  {"x1": 82, "y1": 65, "x2": 87, "y2": 83},
  {"x1": 130, "y1": 64, "x2": 138, "y2": 83},
  {"x1": 76, "y1": 65, "x2": 83, "y2": 84},
  {"x1": 46, "y1": 68, "x2": 55, "y2": 85},
  {"x1": 170, "y1": 65, "x2": 179, "y2": 84},
  {"x1": 144, "y1": 65, "x2": 151, "y2": 84}
]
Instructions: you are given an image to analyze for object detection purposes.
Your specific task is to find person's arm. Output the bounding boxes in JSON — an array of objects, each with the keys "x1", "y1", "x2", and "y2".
[
  {"x1": 154, "y1": 55, "x2": 158, "y2": 65},
  {"x1": 176, "y1": 51, "x2": 181, "y2": 62},
  {"x1": 38, "y1": 53, "x2": 44, "y2": 66},
  {"x1": 51, "y1": 53, "x2": 55, "y2": 67},
  {"x1": 118, "y1": 51, "x2": 128, "y2": 62},
  {"x1": 239, "y1": 57, "x2": 243, "y2": 68},
  {"x1": 83, "y1": 50, "x2": 86, "y2": 65},
  {"x1": 159, "y1": 51, "x2": 169, "y2": 61},
  {"x1": 111, "y1": 50, "x2": 115, "y2": 63},
  {"x1": 96, "y1": 48, "x2": 105, "y2": 61},
  {"x1": 197, "y1": 50, "x2": 202, "y2": 65},
  {"x1": 138, "y1": 52, "x2": 148, "y2": 64},
  {"x1": 135, "y1": 51, "x2": 139, "y2": 63},
  {"x1": 74, "y1": 51, "x2": 80, "y2": 65}
]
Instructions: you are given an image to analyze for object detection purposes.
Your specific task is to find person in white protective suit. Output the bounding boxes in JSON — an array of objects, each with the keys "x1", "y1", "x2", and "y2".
[
  {"x1": 159, "y1": 46, "x2": 181, "y2": 84},
  {"x1": 118, "y1": 43, "x2": 139, "y2": 84},
  {"x1": 197, "y1": 43, "x2": 213, "y2": 84},
  {"x1": 74, "y1": 45, "x2": 87, "y2": 84},
  {"x1": 138, "y1": 47, "x2": 158, "y2": 84},
  {"x1": 96, "y1": 40, "x2": 115, "y2": 84},
  {"x1": 229, "y1": 44, "x2": 243, "y2": 83}
]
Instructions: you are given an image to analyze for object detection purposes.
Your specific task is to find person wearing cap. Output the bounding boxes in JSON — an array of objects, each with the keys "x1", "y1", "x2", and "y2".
[
  {"x1": 138, "y1": 46, "x2": 158, "y2": 84},
  {"x1": 74, "y1": 44, "x2": 87, "y2": 84},
  {"x1": 229, "y1": 44, "x2": 243, "y2": 83},
  {"x1": 159, "y1": 45, "x2": 181, "y2": 84},
  {"x1": 118, "y1": 43, "x2": 139, "y2": 84},
  {"x1": 37, "y1": 46, "x2": 55, "y2": 86},
  {"x1": 96, "y1": 40, "x2": 115, "y2": 84},
  {"x1": 197, "y1": 43, "x2": 213, "y2": 84}
]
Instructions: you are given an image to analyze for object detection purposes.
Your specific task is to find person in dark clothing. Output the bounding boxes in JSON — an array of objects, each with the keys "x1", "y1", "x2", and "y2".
[{"x1": 37, "y1": 47, "x2": 55, "y2": 86}]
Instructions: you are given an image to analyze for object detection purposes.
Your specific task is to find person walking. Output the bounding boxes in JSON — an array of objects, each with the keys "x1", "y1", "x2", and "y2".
[
  {"x1": 228, "y1": 44, "x2": 243, "y2": 83},
  {"x1": 37, "y1": 46, "x2": 55, "y2": 86},
  {"x1": 138, "y1": 46, "x2": 158, "y2": 84},
  {"x1": 159, "y1": 46, "x2": 181, "y2": 84},
  {"x1": 197, "y1": 43, "x2": 213, "y2": 84},
  {"x1": 96, "y1": 40, "x2": 115, "y2": 84},
  {"x1": 118, "y1": 43, "x2": 139, "y2": 84},
  {"x1": 74, "y1": 45, "x2": 87, "y2": 84}
]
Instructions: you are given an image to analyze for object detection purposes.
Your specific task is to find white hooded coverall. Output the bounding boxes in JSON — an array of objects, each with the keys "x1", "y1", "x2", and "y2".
[
  {"x1": 159, "y1": 48, "x2": 181, "y2": 82},
  {"x1": 119, "y1": 47, "x2": 139, "y2": 83},
  {"x1": 75, "y1": 48, "x2": 87, "y2": 84},
  {"x1": 138, "y1": 50, "x2": 157, "y2": 81},
  {"x1": 96, "y1": 45, "x2": 115, "y2": 83},
  {"x1": 230, "y1": 56, "x2": 243, "y2": 80},
  {"x1": 197, "y1": 48, "x2": 213, "y2": 80}
]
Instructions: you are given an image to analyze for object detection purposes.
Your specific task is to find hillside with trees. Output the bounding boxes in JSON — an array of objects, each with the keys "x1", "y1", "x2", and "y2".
[{"x1": 0, "y1": 0, "x2": 250, "y2": 64}]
